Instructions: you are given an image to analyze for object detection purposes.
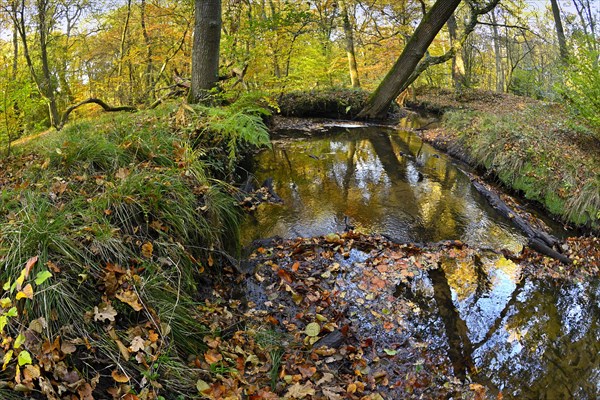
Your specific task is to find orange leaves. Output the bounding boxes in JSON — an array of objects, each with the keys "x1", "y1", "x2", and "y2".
[
  {"x1": 111, "y1": 369, "x2": 130, "y2": 383},
  {"x1": 204, "y1": 349, "x2": 223, "y2": 364}
]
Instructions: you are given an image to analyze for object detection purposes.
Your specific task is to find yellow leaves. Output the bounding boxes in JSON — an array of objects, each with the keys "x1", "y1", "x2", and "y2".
[
  {"x1": 141, "y1": 242, "x2": 153, "y2": 259},
  {"x1": 17, "y1": 350, "x2": 32, "y2": 366},
  {"x1": 304, "y1": 322, "x2": 320, "y2": 337},
  {"x1": 16, "y1": 284, "x2": 34, "y2": 300},
  {"x1": 14, "y1": 333, "x2": 26, "y2": 349},
  {"x1": 3, "y1": 350, "x2": 13, "y2": 370},
  {"x1": 115, "y1": 289, "x2": 143, "y2": 311}
]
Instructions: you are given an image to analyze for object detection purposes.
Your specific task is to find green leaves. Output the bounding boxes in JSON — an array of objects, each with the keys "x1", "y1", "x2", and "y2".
[
  {"x1": 34, "y1": 270, "x2": 53, "y2": 286},
  {"x1": 17, "y1": 350, "x2": 32, "y2": 366}
]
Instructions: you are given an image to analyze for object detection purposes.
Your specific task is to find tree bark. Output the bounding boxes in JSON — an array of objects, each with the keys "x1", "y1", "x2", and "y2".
[
  {"x1": 59, "y1": 98, "x2": 137, "y2": 129},
  {"x1": 447, "y1": 13, "x2": 467, "y2": 90},
  {"x1": 117, "y1": 0, "x2": 132, "y2": 103},
  {"x1": 550, "y1": 0, "x2": 568, "y2": 64},
  {"x1": 12, "y1": 25, "x2": 18, "y2": 79},
  {"x1": 490, "y1": 10, "x2": 504, "y2": 92},
  {"x1": 357, "y1": 0, "x2": 462, "y2": 119},
  {"x1": 140, "y1": 0, "x2": 154, "y2": 98},
  {"x1": 189, "y1": 0, "x2": 222, "y2": 103},
  {"x1": 339, "y1": 0, "x2": 360, "y2": 88}
]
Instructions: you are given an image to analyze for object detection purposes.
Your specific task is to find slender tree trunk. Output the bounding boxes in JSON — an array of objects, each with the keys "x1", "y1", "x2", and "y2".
[
  {"x1": 447, "y1": 13, "x2": 467, "y2": 90},
  {"x1": 12, "y1": 26, "x2": 18, "y2": 79},
  {"x1": 189, "y1": 0, "x2": 222, "y2": 103},
  {"x1": 117, "y1": 0, "x2": 132, "y2": 102},
  {"x1": 140, "y1": 0, "x2": 154, "y2": 98},
  {"x1": 550, "y1": 0, "x2": 568, "y2": 63},
  {"x1": 358, "y1": 0, "x2": 462, "y2": 119},
  {"x1": 491, "y1": 11, "x2": 504, "y2": 92},
  {"x1": 339, "y1": 0, "x2": 360, "y2": 88}
]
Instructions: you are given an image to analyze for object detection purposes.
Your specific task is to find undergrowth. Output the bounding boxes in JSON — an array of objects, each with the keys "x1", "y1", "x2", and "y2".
[
  {"x1": 0, "y1": 97, "x2": 271, "y2": 398},
  {"x1": 444, "y1": 105, "x2": 600, "y2": 230}
]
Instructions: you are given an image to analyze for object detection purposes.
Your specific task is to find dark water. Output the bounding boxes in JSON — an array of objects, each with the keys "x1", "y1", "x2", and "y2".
[
  {"x1": 243, "y1": 122, "x2": 598, "y2": 398},
  {"x1": 242, "y1": 124, "x2": 525, "y2": 252},
  {"x1": 418, "y1": 254, "x2": 599, "y2": 398}
]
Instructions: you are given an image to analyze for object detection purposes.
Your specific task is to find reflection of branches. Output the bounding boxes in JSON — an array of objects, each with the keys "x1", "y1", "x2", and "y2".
[{"x1": 471, "y1": 277, "x2": 526, "y2": 351}]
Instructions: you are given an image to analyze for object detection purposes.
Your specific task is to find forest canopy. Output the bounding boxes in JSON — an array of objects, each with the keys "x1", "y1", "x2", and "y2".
[{"x1": 0, "y1": 0, "x2": 598, "y2": 140}]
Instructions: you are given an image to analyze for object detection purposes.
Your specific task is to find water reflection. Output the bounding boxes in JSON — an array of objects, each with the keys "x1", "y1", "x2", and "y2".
[
  {"x1": 411, "y1": 256, "x2": 600, "y2": 399},
  {"x1": 242, "y1": 126, "x2": 524, "y2": 251}
]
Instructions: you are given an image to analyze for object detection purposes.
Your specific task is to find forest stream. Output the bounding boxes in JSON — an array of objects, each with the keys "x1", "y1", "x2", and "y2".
[{"x1": 240, "y1": 119, "x2": 599, "y2": 398}]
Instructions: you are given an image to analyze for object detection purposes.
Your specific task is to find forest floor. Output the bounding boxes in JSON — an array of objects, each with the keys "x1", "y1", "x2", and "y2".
[
  {"x1": 0, "y1": 92, "x2": 597, "y2": 399},
  {"x1": 407, "y1": 87, "x2": 600, "y2": 232}
]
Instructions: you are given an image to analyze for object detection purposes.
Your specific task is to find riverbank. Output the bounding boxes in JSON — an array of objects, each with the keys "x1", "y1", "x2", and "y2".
[
  {"x1": 407, "y1": 87, "x2": 600, "y2": 232},
  {"x1": 0, "y1": 99, "x2": 271, "y2": 398}
]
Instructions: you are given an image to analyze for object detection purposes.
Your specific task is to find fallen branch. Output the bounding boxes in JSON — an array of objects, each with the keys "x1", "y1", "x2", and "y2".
[
  {"x1": 470, "y1": 179, "x2": 571, "y2": 264},
  {"x1": 59, "y1": 98, "x2": 137, "y2": 130}
]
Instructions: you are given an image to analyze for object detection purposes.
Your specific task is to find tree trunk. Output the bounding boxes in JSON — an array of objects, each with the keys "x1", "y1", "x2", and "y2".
[
  {"x1": 490, "y1": 10, "x2": 504, "y2": 92},
  {"x1": 357, "y1": 0, "x2": 462, "y2": 119},
  {"x1": 140, "y1": 0, "x2": 154, "y2": 98},
  {"x1": 447, "y1": 14, "x2": 467, "y2": 90},
  {"x1": 339, "y1": 0, "x2": 360, "y2": 88},
  {"x1": 12, "y1": 25, "x2": 18, "y2": 79},
  {"x1": 189, "y1": 0, "x2": 222, "y2": 103},
  {"x1": 550, "y1": 0, "x2": 568, "y2": 64},
  {"x1": 117, "y1": 0, "x2": 132, "y2": 103},
  {"x1": 36, "y1": 0, "x2": 60, "y2": 128}
]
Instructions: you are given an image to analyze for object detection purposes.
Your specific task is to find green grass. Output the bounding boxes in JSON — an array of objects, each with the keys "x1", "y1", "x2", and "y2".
[
  {"x1": 444, "y1": 105, "x2": 600, "y2": 230},
  {"x1": 0, "y1": 98, "x2": 271, "y2": 397}
]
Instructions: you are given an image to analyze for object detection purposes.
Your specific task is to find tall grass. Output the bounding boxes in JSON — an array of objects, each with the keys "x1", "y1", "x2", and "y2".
[
  {"x1": 444, "y1": 106, "x2": 600, "y2": 230},
  {"x1": 0, "y1": 97, "x2": 271, "y2": 397}
]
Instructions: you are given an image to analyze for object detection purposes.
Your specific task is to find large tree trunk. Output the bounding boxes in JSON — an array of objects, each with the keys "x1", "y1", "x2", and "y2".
[
  {"x1": 447, "y1": 13, "x2": 467, "y2": 90},
  {"x1": 357, "y1": 0, "x2": 461, "y2": 119},
  {"x1": 339, "y1": 0, "x2": 360, "y2": 88},
  {"x1": 550, "y1": 0, "x2": 568, "y2": 64},
  {"x1": 189, "y1": 0, "x2": 222, "y2": 103}
]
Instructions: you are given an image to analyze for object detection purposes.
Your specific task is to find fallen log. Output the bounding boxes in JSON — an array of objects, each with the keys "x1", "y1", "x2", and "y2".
[{"x1": 470, "y1": 180, "x2": 571, "y2": 264}]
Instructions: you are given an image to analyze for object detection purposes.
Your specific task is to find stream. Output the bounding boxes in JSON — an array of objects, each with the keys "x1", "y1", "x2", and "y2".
[{"x1": 242, "y1": 121, "x2": 599, "y2": 398}]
